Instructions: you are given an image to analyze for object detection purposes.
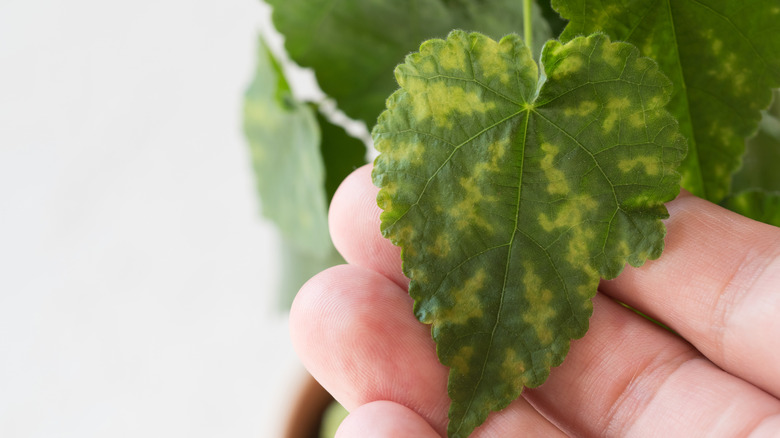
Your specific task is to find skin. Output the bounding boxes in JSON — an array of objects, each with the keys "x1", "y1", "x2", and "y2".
[{"x1": 290, "y1": 165, "x2": 780, "y2": 437}]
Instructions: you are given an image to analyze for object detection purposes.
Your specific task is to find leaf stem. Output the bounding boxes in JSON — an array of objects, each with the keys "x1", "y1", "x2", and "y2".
[{"x1": 523, "y1": 0, "x2": 532, "y2": 50}]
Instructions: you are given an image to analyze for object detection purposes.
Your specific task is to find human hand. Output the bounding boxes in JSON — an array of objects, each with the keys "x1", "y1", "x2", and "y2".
[{"x1": 290, "y1": 165, "x2": 780, "y2": 437}]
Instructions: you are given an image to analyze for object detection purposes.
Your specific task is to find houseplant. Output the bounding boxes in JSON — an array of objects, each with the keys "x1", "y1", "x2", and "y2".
[{"x1": 245, "y1": 1, "x2": 780, "y2": 436}]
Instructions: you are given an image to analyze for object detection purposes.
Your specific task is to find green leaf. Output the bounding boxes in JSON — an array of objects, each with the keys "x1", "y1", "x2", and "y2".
[
  {"x1": 721, "y1": 190, "x2": 780, "y2": 227},
  {"x1": 372, "y1": 31, "x2": 685, "y2": 437},
  {"x1": 553, "y1": 0, "x2": 780, "y2": 202},
  {"x1": 537, "y1": 0, "x2": 568, "y2": 38},
  {"x1": 732, "y1": 90, "x2": 780, "y2": 193},
  {"x1": 315, "y1": 109, "x2": 368, "y2": 204},
  {"x1": 278, "y1": 245, "x2": 345, "y2": 310},
  {"x1": 244, "y1": 37, "x2": 332, "y2": 257},
  {"x1": 266, "y1": 0, "x2": 552, "y2": 125}
]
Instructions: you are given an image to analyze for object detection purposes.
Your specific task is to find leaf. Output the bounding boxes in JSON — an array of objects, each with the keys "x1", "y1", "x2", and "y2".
[
  {"x1": 243, "y1": 37, "x2": 332, "y2": 257},
  {"x1": 278, "y1": 245, "x2": 345, "y2": 310},
  {"x1": 553, "y1": 0, "x2": 780, "y2": 202},
  {"x1": 732, "y1": 90, "x2": 780, "y2": 193},
  {"x1": 721, "y1": 190, "x2": 780, "y2": 227},
  {"x1": 537, "y1": 0, "x2": 568, "y2": 38},
  {"x1": 372, "y1": 31, "x2": 685, "y2": 437},
  {"x1": 265, "y1": 0, "x2": 552, "y2": 125},
  {"x1": 244, "y1": 37, "x2": 353, "y2": 309},
  {"x1": 315, "y1": 109, "x2": 368, "y2": 204}
]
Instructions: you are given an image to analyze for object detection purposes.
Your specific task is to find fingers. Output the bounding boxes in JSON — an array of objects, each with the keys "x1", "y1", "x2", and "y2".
[
  {"x1": 291, "y1": 264, "x2": 450, "y2": 435},
  {"x1": 523, "y1": 294, "x2": 780, "y2": 437},
  {"x1": 291, "y1": 264, "x2": 566, "y2": 437},
  {"x1": 599, "y1": 193, "x2": 780, "y2": 398},
  {"x1": 329, "y1": 164, "x2": 407, "y2": 289},
  {"x1": 336, "y1": 401, "x2": 440, "y2": 438}
]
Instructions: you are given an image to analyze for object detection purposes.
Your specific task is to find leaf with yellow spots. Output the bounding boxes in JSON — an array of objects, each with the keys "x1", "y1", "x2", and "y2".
[
  {"x1": 372, "y1": 31, "x2": 685, "y2": 437},
  {"x1": 266, "y1": 0, "x2": 552, "y2": 125},
  {"x1": 553, "y1": 0, "x2": 780, "y2": 202},
  {"x1": 721, "y1": 190, "x2": 780, "y2": 227}
]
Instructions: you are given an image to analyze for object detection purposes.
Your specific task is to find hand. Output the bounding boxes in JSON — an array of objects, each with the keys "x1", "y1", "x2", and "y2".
[{"x1": 290, "y1": 165, "x2": 780, "y2": 437}]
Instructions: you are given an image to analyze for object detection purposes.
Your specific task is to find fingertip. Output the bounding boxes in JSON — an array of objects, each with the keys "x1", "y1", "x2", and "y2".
[{"x1": 328, "y1": 164, "x2": 407, "y2": 288}]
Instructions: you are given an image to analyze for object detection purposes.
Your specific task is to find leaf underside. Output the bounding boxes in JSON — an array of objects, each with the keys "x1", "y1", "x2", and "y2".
[
  {"x1": 553, "y1": 0, "x2": 780, "y2": 203},
  {"x1": 372, "y1": 31, "x2": 685, "y2": 437},
  {"x1": 266, "y1": 0, "x2": 552, "y2": 125}
]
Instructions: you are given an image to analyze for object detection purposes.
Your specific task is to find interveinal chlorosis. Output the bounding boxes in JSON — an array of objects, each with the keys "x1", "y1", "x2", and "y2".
[{"x1": 372, "y1": 31, "x2": 686, "y2": 437}]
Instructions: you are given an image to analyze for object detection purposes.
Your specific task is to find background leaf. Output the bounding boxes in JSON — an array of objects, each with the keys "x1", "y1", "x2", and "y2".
[
  {"x1": 265, "y1": 0, "x2": 552, "y2": 126},
  {"x1": 721, "y1": 190, "x2": 780, "y2": 227},
  {"x1": 553, "y1": 0, "x2": 780, "y2": 202},
  {"x1": 732, "y1": 89, "x2": 780, "y2": 193},
  {"x1": 372, "y1": 31, "x2": 685, "y2": 437},
  {"x1": 315, "y1": 109, "x2": 368, "y2": 203},
  {"x1": 244, "y1": 37, "x2": 351, "y2": 307}
]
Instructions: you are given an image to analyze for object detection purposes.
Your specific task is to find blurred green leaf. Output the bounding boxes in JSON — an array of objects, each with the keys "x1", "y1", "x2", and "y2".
[
  {"x1": 245, "y1": 37, "x2": 356, "y2": 308},
  {"x1": 554, "y1": 0, "x2": 780, "y2": 202},
  {"x1": 244, "y1": 37, "x2": 332, "y2": 257},
  {"x1": 721, "y1": 190, "x2": 780, "y2": 227},
  {"x1": 266, "y1": 0, "x2": 552, "y2": 126},
  {"x1": 315, "y1": 109, "x2": 367, "y2": 204},
  {"x1": 732, "y1": 90, "x2": 780, "y2": 193}
]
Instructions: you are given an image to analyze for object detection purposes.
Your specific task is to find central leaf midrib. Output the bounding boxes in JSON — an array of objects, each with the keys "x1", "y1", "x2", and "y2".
[{"x1": 452, "y1": 108, "x2": 532, "y2": 435}]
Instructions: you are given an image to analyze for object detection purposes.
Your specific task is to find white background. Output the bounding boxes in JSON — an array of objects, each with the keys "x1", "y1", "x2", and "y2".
[{"x1": 0, "y1": 1, "x2": 315, "y2": 436}]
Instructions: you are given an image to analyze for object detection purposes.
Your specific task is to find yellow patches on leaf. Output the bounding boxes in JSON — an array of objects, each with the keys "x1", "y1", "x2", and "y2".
[
  {"x1": 500, "y1": 348, "x2": 527, "y2": 394},
  {"x1": 628, "y1": 111, "x2": 646, "y2": 129},
  {"x1": 550, "y1": 55, "x2": 583, "y2": 80},
  {"x1": 449, "y1": 345, "x2": 474, "y2": 375},
  {"x1": 439, "y1": 269, "x2": 486, "y2": 325},
  {"x1": 601, "y1": 41, "x2": 623, "y2": 67},
  {"x1": 565, "y1": 227, "x2": 595, "y2": 266},
  {"x1": 407, "y1": 267, "x2": 428, "y2": 284},
  {"x1": 521, "y1": 263, "x2": 556, "y2": 345},
  {"x1": 393, "y1": 224, "x2": 417, "y2": 257},
  {"x1": 539, "y1": 194, "x2": 598, "y2": 232},
  {"x1": 576, "y1": 265, "x2": 599, "y2": 300},
  {"x1": 406, "y1": 78, "x2": 496, "y2": 127},
  {"x1": 564, "y1": 100, "x2": 598, "y2": 118},
  {"x1": 450, "y1": 175, "x2": 496, "y2": 232},
  {"x1": 648, "y1": 94, "x2": 665, "y2": 108},
  {"x1": 430, "y1": 234, "x2": 452, "y2": 258},
  {"x1": 539, "y1": 143, "x2": 569, "y2": 195},
  {"x1": 377, "y1": 140, "x2": 425, "y2": 167},
  {"x1": 438, "y1": 39, "x2": 469, "y2": 72},
  {"x1": 602, "y1": 96, "x2": 632, "y2": 133},
  {"x1": 475, "y1": 38, "x2": 513, "y2": 85},
  {"x1": 420, "y1": 59, "x2": 437, "y2": 75},
  {"x1": 619, "y1": 156, "x2": 660, "y2": 176},
  {"x1": 376, "y1": 180, "x2": 398, "y2": 211},
  {"x1": 475, "y1": 138, "x2": 510, "y2": 175},
  {"x1": 712, "y1": 39, "x2": 723, "y2": 56}
]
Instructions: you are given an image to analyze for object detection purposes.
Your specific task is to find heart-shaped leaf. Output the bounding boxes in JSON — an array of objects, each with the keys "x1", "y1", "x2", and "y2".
[{"x1": 372, "y1": 31, "x2": 685, "y2": 437}]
